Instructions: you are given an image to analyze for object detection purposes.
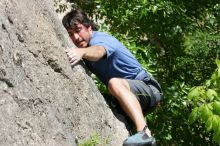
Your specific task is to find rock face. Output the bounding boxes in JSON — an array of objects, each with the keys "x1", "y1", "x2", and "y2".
[{"x1": 0, "y1": 0, "x2": 128, "y2": 146}]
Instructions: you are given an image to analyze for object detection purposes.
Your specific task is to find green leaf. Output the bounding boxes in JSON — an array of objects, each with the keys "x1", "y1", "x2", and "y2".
[
  {"x1": 205, "y1": 80, "x2": 211, "y2": 86},
  {"x1": 207, "y1": 103, "x2": 213, "y2": 111},
  {"x1": 199, "y1": 104, "x2": 213, "y2": 121},
  {"x1": 216, "y1": 59, "x2": 220, "y2": 68},
  {"x1": 188, "y1": 87, "x2": 200, "y2": 100},
  {"x1": 211, "y1": 73, "x2": 217, "y2": 83},
  {"x1": 206, "y1": 89, "x2": 218, "y2": 101},
  {"x1": 205, "y1": 116, "x2": 213, "y2": 132},
  {"x1": 188, "y1": 86, "x2": 206, "y2": 103},
  {"x1": 213, "y1": 124, "x2": 220, "y2": 145},
  {"x1": 212, "y1": 115, "x2": 219, "y2": 131},
  {"x1": 152, "y1": 6, "x2": 158, "y2": 13},
  {"x1": 217, "y1": 68, "x2": 220, "y2": 78},
  {"x1": 213, "y1": 101, "x2": 220, "y2": 115},
  {"x1": 189, "y1": 107, "x2": 199, "y2": 123}
]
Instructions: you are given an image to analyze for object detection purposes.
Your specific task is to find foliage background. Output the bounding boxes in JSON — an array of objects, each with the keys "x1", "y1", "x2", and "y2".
[{"x1": 55, "y1": 0, "x2": 220, "y2": 145}]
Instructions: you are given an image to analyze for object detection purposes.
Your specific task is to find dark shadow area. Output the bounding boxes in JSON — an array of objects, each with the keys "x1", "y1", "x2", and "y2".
[
  {"x1": 101, "y1": 93, "x2": 158, "y2": 136},
  {"x1": 101, "y1": 93, "x2": 135, "y2": 135}
]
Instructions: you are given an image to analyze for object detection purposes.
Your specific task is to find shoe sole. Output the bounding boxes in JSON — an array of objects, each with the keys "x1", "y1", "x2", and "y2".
[{"x1": 123, "y1": 141, "x2": 156, "y2": 146}]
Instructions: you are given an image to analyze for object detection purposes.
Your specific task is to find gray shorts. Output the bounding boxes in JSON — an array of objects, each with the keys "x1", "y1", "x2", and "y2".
[{"x1": 126, "y1": 79, "x2": 162, "y2": 113}]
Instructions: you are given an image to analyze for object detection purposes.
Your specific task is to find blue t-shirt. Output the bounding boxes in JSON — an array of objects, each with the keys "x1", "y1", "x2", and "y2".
[{"x1": 84, "y1": 31, "x2": 146, "y2": 85}]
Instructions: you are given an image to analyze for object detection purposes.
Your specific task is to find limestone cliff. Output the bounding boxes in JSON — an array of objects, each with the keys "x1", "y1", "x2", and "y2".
[{"x1": 0, "y1": 0, "x2": 128, "y2": 145}]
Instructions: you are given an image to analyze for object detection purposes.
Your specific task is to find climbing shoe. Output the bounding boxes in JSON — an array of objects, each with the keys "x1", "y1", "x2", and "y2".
[{"x1": 123, "y1": 126, "x2": 156, "y2": 146}]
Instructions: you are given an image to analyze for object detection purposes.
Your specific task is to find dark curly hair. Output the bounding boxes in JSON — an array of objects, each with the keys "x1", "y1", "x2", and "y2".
[{"x1": 62, "y1": 9, "x2": 98, "y2": 31}]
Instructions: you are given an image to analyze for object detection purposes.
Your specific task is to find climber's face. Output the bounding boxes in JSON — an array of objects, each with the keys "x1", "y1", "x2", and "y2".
[{"x1": 67, "y1": 22, "x2": 92, "y2": 48}]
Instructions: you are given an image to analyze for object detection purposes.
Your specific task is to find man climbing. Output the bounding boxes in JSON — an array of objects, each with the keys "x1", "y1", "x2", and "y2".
[{"x1": 62, "y1": 9, "x2": 163, "y2": 146}]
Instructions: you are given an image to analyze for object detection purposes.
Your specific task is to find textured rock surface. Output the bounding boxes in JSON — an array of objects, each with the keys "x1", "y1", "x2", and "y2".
[{"x1": 0, "y1": 0, "x2": 128, "y2": 146}]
